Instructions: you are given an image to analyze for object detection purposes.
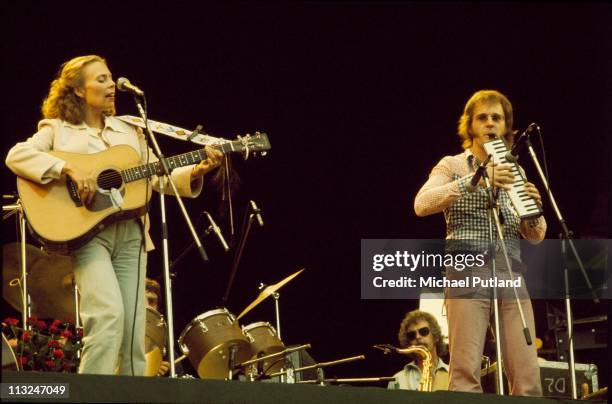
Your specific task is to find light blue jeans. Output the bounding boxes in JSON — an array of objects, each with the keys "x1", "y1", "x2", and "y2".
[{"x1": 72, "y1": 219, "x2": 147, "y2": 375}]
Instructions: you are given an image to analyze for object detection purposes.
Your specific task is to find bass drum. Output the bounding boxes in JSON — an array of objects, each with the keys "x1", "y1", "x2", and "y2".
[
  {"x1": 2, "y1": 333, "x2": 20, "y2": 371},
  {"x1": 144, "y1": 307, "x2": 167, "y2": 377},
  {"x1": 242, "y1": 322, "x2": 286, "y2": 375},
  {"x1": 178, "y1": 308, "x2": 251, "y2": 379}
]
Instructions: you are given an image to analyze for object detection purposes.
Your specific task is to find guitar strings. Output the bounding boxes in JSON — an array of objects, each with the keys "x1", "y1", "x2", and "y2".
[{"x1": 89, "y1": 143, "x2": 249, "y2": 189}]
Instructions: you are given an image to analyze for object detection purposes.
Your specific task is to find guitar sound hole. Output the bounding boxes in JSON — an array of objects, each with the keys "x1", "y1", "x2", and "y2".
[{"x1": 97, "y1": 169, "x2": 123, "y2": 191}]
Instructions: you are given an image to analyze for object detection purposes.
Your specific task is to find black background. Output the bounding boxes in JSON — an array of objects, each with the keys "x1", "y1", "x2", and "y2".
[{"x1": 1, "y1": 1, "x2": 610, "y2": 386}]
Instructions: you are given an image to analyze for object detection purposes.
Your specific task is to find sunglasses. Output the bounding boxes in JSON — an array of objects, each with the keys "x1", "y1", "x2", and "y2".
[{"x1": 406, "y1": 326, "x2": 430, "y2": 341}]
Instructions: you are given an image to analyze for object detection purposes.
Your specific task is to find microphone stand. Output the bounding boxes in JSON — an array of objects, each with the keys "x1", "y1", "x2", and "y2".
[
  {"x1": 221, "y1": 202, "x2": 260, "y2": 306},
  {"x1": 522, "y1": 134, "x2": 599, "y2": 399},
  {"x1": 480, "y1": 158, "x2": 533, "y2": 396},
  {"x1": 131, "y1": 95, "x2": 209, "y2": 378}
]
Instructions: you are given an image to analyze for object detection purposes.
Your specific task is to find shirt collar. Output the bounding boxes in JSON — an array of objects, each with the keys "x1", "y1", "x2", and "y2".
[
  {"x1": 62, "y1": 121, "x2": 87, "y2": 130},
  {"x1": 465, "y1": 148, "x2": 481, "y2": 171},
  {"x1": 405, "y1": 358, "x2": 449, "y2": 372},
  {"x1": 62, "y1": 116, "x2": 128, "y2": 134},
  {"x1": 103, "y1": 116, "x2": 128, "y2": 133}
]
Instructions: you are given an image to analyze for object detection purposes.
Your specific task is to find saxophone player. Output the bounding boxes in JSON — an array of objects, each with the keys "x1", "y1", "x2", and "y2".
[{"x1": 388, "y1": 310, "x2": 449, "y2": 391}]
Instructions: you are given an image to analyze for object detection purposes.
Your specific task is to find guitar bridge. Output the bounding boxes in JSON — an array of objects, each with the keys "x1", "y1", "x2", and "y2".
[{"x1": 66, "y1": 178, "x2": 83, "y2": 207}]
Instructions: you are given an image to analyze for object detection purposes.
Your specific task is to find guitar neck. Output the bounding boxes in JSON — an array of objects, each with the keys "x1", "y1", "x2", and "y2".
[
  {"x1": 120, "y1": 149, "x2": 203, "y2": 183},
  {"x1": 120, "y1": 134, "x2": 268, "y2": 184},
  {"x1": 121, "y1": 145, "x2": 224, "y2": 183}
]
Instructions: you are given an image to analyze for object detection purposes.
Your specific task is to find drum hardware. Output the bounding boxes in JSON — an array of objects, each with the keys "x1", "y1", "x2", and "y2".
[
  {"x1": 241, "y1": 322, "x2": 286, "y2": 377},
  {"x1": 73, "y1": 282, "x2": 81, "y2": 359},
  {"x1": 3, "y1": 202, "x2": 30, "y2": 330},
  {"x1": 236, "y1": 343, "x2": 311, "y2": 368},
  {"x1": 235, "y1": 343, "x2": 311, "y2": 382},
  {"x1": 177, "y1": 308, "x2": 251, "y2": 380},
  {"x1": 237, "y1": 268, "x2": 305, "y2": 343},
  {"x1": 144, "y1": 307, "x2": 168, "y2": 377},
  {"x1": 269, "y1": 354, "x2": 366, "y2": 379},
  {"x1": 3, "y1": 242, "x2": 77, "y2": 324},
  {"x1": 297, "y1": 377, "x2": 397, "y2": 385},
  {"x1": 227, "y1": 343, "x2": 240, "y2": 380},
  {"x1": 2, "y1": 202, "x2": 20, "y2": 221}
]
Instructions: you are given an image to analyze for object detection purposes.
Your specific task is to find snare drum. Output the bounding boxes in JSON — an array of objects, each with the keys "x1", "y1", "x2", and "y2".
[
  {"x1": 242, "y1": 322, "x2": 285, "y2": 375},
  {"x1": 178, "y1": 308, "x2": 251, "y2": 379},
  {"x1": 144, "y1": 307, "x2": 167, "y2": 377}
]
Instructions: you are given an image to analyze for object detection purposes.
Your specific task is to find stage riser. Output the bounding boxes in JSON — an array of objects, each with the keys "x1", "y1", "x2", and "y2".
[{"x1": 1, "y1": 371, "x2": 588, "y2": 404}]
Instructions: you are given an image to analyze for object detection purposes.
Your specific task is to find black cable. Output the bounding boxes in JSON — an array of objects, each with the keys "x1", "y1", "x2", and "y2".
[
  {"x1": 535, "y1": 128, "x2": 551, "y2": 200},
  {"x1": 254, "y1": 356, "x2": 288, "y2": 381}
]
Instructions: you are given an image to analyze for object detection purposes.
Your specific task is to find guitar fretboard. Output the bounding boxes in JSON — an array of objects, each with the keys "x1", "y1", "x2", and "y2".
[
  {"x1": 117, "y1": 134, "x2": 266, "y2": 184},
  {"x1": 121, "y1": 149, "x2": 210, "y2": 183}
]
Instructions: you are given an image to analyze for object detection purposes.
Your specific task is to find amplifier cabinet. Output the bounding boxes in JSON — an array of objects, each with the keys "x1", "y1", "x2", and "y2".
[{"x1": 481, "y1": 360, "x2": 598, "y2": 398}]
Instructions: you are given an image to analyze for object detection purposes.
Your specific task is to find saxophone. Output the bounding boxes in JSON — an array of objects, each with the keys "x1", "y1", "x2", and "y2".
[{"x1": 396, "y1": 346, "x2": 433, "y2": 392}]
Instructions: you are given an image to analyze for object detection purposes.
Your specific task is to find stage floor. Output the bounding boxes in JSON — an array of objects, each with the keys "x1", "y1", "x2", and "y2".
[{"x1": 1, "y1": 371, "x2": 593, "y2": 403}]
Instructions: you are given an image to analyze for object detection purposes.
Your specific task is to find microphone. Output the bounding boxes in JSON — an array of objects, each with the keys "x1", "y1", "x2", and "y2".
[
  {"x1": 505, "y1": 123, "x2": 539, "y2": 163},
  {"x1": 116, "y1": 77, "x2": 145, "y2": 97},
  {"x1": 249, "y1": 200, "x2": 264, "y2": 227},
  {"x1": 466, "y1": 154, "x2": 492, "y2": 193},
  {"x1": 203, "y1": 211, "x2": 229, "y2": 251}
]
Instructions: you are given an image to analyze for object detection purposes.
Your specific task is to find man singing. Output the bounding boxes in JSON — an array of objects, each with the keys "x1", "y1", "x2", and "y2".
[{"x1": 414, "y1": 90, "x2": 546, "y2": 395}]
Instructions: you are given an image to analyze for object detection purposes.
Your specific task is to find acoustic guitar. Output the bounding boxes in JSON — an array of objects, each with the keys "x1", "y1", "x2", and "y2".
[{"x1": 16, "y1": 133, "x2": 270, "y2": 253}]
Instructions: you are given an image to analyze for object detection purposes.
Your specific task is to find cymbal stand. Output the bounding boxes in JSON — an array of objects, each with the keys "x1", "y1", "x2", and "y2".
[
  {"x1": 73, "y1": 282, "x2": 81, "y2": 358},
  {"x1": 3, "y1": 201, "x2": 30, "y2": 331},
  {"x1": 227, "y1": 344, "x2": 239, "y2": 380},
  {"x1": 248, "y1": 285, "x2": 283, "y2": 355}
]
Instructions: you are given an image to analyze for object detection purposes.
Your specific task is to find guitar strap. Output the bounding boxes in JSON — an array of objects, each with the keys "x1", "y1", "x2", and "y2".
[{"x1": 115, "y1": 115, "x2": 228, "y2": 147}]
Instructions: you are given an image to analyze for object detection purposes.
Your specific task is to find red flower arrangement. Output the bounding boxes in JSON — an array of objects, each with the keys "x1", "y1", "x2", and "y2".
[{"x1": 2, "y1": 317, "x2": 82, "y2": 372}]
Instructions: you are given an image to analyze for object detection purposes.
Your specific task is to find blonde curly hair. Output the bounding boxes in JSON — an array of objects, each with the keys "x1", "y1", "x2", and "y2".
[
  {"x1": 41, "y1": 55, "x2": 115, "y2": 124},
  {"x1": 457, "y1": 89, "x2": 514, "y2": 150}
]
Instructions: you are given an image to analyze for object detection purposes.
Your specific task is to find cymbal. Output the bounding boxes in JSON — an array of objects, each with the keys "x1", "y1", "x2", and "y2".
[
  {"x1": 237, "y1": 268, "x2": 304, "y2": 320},
  {"x1": 2, "y1": 243, "x2": 76, "y2": 323}
]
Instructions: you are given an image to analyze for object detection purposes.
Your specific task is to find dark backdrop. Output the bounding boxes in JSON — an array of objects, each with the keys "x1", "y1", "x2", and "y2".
[{"x1": 2, "y1": 1, "x2": 609, "y2": 384}]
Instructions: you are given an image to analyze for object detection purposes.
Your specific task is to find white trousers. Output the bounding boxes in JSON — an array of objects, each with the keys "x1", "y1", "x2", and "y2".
[{"x1": 72, "y1": 220, "x2": 147, "y2": 375}]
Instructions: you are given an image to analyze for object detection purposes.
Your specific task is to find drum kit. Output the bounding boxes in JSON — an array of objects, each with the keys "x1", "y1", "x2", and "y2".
[
  {"x1": 174, "y1": 269, "x2": 305, "y2": 380},
  {"x1": 2, "y1": 243, "x2": 392, "y2": 384},
  {"x1": 1, "y1": 245, "x2": 303, "y2": 380},
  {"x1": 2, "y1": 242, "x2": 76, "y2": 323},
  {"x1": 144, "y1": 307, "x2": 168, "y2": 377}
]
